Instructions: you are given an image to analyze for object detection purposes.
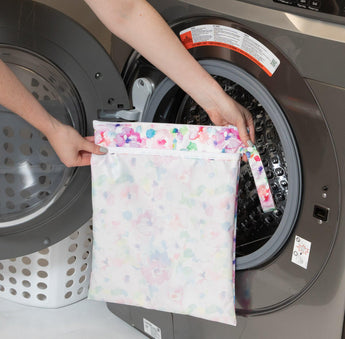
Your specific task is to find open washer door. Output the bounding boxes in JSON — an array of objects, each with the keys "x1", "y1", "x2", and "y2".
[{"x1": 0, "y1": 0, "x2": 131, "y2": 259}]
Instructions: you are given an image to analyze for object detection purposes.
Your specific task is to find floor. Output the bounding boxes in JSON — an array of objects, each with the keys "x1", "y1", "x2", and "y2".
[{"x1": 0, "y1": 298, "x2": 148, "y2": 339}]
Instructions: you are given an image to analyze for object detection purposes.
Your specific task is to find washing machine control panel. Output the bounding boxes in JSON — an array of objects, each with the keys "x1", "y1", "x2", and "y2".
[{"x1": 273, "y1": 0, "x2": 345, "y2": 16}]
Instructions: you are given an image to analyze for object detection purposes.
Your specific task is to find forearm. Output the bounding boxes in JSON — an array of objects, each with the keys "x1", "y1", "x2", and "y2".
[
  {"x1": 0, "y1": 59, "x2": 61, "y2": 136},
  {"x1": 84, "y1": 0, "x2": 224, "y2": 118}
]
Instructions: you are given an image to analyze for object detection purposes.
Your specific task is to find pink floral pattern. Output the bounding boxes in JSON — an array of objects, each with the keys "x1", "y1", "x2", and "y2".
[{"x1": 89, "y1": 121, "x2": 274, "y2": 325}]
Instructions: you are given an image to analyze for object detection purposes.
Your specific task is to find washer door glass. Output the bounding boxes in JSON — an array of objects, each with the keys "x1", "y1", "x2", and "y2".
[{"x1": 0, "y1": 47, "x2": 82, "y2": 226}]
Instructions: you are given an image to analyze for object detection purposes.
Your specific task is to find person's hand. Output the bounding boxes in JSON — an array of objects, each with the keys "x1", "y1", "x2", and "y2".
[
  {"x1": 46, "y1": 122, "x2": 107, "y2": 167},
  {"x1": 203, "y1": 93, "x2": 255, "y2": 147}
]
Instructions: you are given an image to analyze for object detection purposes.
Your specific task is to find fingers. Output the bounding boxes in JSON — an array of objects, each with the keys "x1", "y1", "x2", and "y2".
[
  {"x1": 237, "y1": 119, "x2": 251, "y2": 147},
  {"x1": 82, "y1": 137, "x2": 108, "y2": 155},
  {"x1": 70, "y1": 137, "x2": 107, "y2": 167},
  {"x1": 237, "y1": 104, "x2": 255, "y2": 146},
  {"x1": 246, "y1": 111, "x2": 255, "y2": 144}
]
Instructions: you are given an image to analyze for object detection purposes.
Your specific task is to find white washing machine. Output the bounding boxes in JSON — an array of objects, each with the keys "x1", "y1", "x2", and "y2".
[{"x1": 106, "y1": 1, "x2": 345, "y2": 338}]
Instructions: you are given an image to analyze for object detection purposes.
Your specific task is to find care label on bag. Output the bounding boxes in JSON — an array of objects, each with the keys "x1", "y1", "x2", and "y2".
[{"x1": 143, "y1": 318, "x2": 162, "y2": 339}]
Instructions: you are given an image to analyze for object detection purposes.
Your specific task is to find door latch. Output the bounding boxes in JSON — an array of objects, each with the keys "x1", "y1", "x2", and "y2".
[{"x1": 98, "y1": 77, "x2": 154, "y2": 121}]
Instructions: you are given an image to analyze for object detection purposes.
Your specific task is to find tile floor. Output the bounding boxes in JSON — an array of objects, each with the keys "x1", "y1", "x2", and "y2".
[{"x1": 0, "y1": 298, "x2": 147, "y2": 339}]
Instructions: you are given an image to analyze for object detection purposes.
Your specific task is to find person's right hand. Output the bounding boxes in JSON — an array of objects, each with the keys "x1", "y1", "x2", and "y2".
[
  {"x1": 195, "y1": 86, "x2": 255, "y2": 146},
  {"x1": 46, "y1": 121, "x2": 107, "y2": 167}
]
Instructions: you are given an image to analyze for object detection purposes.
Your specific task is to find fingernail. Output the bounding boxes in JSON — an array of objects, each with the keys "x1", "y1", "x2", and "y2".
[
  {"x1": 100, "y1": 146, "x2": 108, "y2": 154},
  {"x1": 247, "y1": 140, "x2": 254, "y2": 147}
]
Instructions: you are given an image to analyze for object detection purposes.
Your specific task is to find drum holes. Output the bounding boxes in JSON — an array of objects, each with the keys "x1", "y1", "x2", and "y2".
[
  {"x1": 3, "y1": 126, "x2": 14, "y2": 137},
  {"x1": 3, "y1": 142, "x2": 14, "y2": 153},
  {"x1": 5, "y1": 187, "x2": 15, "y2": 197},
  {"x1": 19, "y1": 144, "x2": 33, "y2": 156}
]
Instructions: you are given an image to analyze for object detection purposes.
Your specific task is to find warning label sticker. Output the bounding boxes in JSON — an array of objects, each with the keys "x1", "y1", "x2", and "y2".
[
  {"x1": 291, "y1": 235, "x2": 311, "y2": 269},
  {"x1": 180, "y1": 24, "x2": 280, "y2": 77}
]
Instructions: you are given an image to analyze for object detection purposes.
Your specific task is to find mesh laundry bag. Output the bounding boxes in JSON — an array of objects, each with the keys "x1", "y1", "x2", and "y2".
[{"x1": 88, "y1": 121, "x2": 274, "y2": 325}]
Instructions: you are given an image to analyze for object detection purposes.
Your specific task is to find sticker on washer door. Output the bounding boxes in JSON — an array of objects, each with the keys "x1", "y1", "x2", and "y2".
[
  {"x1": 291, "y1": 235, "x2": 311, "y2": 269},
  {"x1": 180, "y1": 24, "x2": 280, "y2": 76}
]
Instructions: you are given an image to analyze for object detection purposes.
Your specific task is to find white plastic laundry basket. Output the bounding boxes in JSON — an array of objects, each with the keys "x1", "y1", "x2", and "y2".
[{"x1": 0, "y1": 219, "x2": 93, "y2": 308}]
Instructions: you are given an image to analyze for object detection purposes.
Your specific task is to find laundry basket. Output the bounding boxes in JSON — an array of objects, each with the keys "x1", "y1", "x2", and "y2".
[{"x1": 0, "y1": 219, "x2": 93, "y2": 308}]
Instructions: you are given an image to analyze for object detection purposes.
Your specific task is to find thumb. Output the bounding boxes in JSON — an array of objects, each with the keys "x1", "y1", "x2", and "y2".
[{"x1": 81, "y1": 138, "x2": 108, "y2": 155}]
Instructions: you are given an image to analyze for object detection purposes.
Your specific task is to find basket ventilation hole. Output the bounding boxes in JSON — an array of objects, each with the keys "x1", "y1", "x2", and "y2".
[
  {"x1": 22, "y1": 269, "x2": 31, "y2": 276},
  {"x1": 37, "y1": 282, "x2": 47, "y2": 290},
  {"x1": 65, "y1": 280, "x2": 74, "y2": 288},
  {"x1": 82, "y1": 251, "x2": 90, "y2": 260},
  {"x1": 37, "y1": 294, "x2": 47, "y2": 301},
  {"x1": 8, "y1": 266, "x2": 16, "y2": 274},
  {"x1": 39, "y1": 248, "x2": 49, "y2": 255},
  {"x1": 22, "y1": 257, "x2": 31, "y2": 265},
  {"x1": 66, "y1": 268, "x2": 75, "y2": 276},
  {"x1": 37, "y1": 271, "x2": 48, "y2": 278},
  {"x1": 68, "y1": 256, "x2": 76, "y2": 265},
  {"x1": 37, "y1": 259, "x2": 49, "y2": 267},
  {"x1": 70, "y1": 231, "x2": 79, "y2": 240},
  {"x1": 22, "y1": 280, "x2": 31, "y2": 287},
  {"x1": 84, "y1": 238, "x2": 92, "y2": 247},
  {"x1": 69, "y1": 244, "x2": 78, "y2": 252},
  {"x1": 22, "y1": 291, "x2": 31, "y2": 299},
  {"x1": 9, "y1": 277, "x2": 17, "y2": 285}
]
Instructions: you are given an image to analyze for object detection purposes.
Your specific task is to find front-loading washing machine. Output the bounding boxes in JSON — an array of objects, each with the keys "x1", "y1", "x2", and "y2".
[
  {"x1": 0, "y1": 0, "x2": 132, "y2": 259},
  {"x1": 2, "y1": 0, "x2": 345, "y2": 337},
  {"x1": 105, "y1": 1, "x2": 345, "y2": 338}
]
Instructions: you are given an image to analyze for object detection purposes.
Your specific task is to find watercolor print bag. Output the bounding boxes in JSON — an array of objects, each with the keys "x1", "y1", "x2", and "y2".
[{"x1": 88, "y1": 121, "x2": 274, "y2": 326}]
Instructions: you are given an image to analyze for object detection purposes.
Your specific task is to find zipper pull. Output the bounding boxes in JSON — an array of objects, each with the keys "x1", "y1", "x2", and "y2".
[{"x1": 245, "y1": 142, "x2": 276, "y2": 213}]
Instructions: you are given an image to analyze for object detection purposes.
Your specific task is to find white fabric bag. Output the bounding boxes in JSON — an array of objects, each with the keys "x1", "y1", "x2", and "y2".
[{"x1": 89, "y1": 121, "x2": 274, "y2": 326}]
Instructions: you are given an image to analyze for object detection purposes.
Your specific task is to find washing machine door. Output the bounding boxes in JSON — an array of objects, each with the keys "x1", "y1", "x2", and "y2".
[
  {"x1": 0, "y1": 0, "x2": 131, "y2": 259},
  {"x1": 122, "y1": 17, "x2": 340, "y2": 315}
]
